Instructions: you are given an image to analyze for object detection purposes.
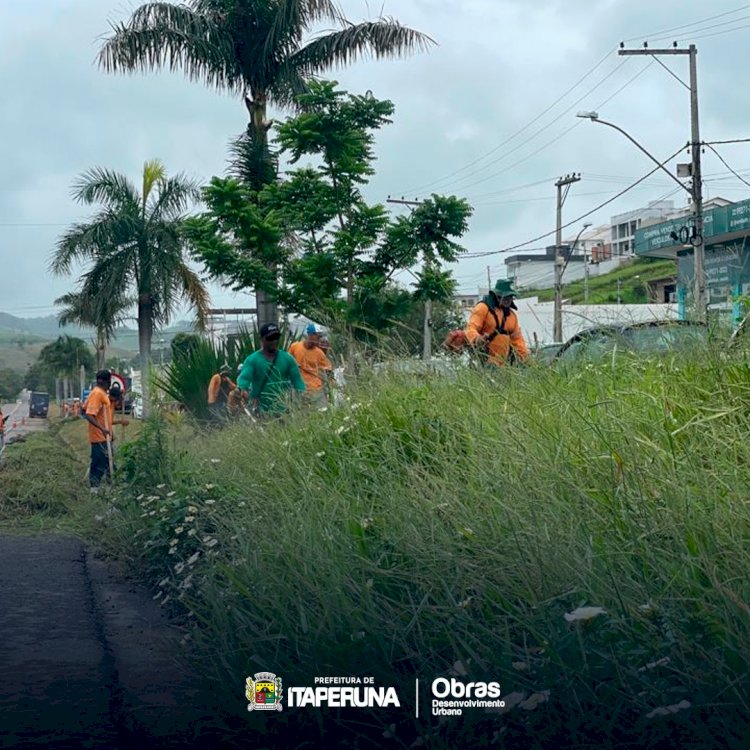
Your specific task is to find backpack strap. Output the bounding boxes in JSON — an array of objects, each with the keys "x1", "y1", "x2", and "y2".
[{"x1": 484, "y1": 302, "x2": 509, "y2": 343}]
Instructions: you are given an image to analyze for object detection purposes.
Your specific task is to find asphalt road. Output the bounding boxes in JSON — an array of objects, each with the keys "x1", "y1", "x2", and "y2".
[
  {"x1": 2, "y1": 400, "x2": 48, "y2": 442},
  {"x1": 0, "y1": 535, "x2": 233, "y2": 749}
]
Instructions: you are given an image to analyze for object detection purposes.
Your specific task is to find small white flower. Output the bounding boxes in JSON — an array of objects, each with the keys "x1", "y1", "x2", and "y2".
[
  {"x1": 316, "y1": 451, "x2": 326, "y2": 458},
  {"x1": 184, "y1": 515, "x2": 195, "y2": 522},
  {"x1": 210, "y1": 458, "x2": 221, "y2": 464},
  {"x1": 282, "y1": 440, "x2": 290, "y2": 447},
  {"x1": 174, "y1": 526, "x2": 184, "y2": 534},
  {"x1": 351, "y1": 402, "x2": 361, "y2": 410},
  {"x1": 318, "y1": 407, "x2": 328, "y2": 413},
  {"x1": 187, "y1": 505, "x2": 198, "y2": 513},
  {"x1": 646, "y1": 700, "x2": 691, "y2": 719},
  {"x1": 169, "y1": 538, "x2": 179, "y2": 547},
  {"x1": 335, "y1": 425, "x2": 347, "y2": 435},
  {"x1": 564, "y1": 606, "x2": 606, "y2": 623},
  {"x1": 639, "y1": 657, "x2": 670, "y2": 672},
  {"x1": 205, "y1": 499, "x2": 216, "y2": 506},
  {"x1": 166, "y1": 491, "x2": 177, "y2": 498},
  {"x1": 158, "y1": 577, "x2": 169, "y2": 587},
  {"x1": 156, "y1": 484, "x2": 166, "y2": 489},
  {"x1": 205, "y1": 484, "x2": 215, "y2": 490},
  {"x1": 187, "y1": 551, "x2": 201, "y2": 565},
  {"x1": 187, "y1": 529, "x2": 196, "y2": 537},
  {"x1": 238, "y1": 502, "x2": 246, "y2": 508},
  {"x1": 136, "y1": 493, "x2": 145, "y2": 501},
  {"x1": 174, "y1": 562, "x2": 185, "y2": 574},
  {"x1": 205, "y1": 538, "x2": 219, "y2": 548},
  {"x1": 519, "y1": 691, "x2": 550, "y2": 711}
]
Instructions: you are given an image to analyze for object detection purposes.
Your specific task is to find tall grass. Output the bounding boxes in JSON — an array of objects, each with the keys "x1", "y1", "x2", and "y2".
[{"x1": 105, "y1": 346, "x2": 750, "y2": 747}]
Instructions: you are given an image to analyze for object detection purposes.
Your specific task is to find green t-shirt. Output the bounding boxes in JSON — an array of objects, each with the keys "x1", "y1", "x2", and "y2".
[{"x1": 237, "y1": 349, "x2": 306, "y2": 413}]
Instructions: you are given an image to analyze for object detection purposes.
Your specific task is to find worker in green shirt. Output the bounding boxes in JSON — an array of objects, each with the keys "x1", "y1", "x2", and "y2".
[{"x1": 238, "y1": 323, "x2": 306, "y2": 416}]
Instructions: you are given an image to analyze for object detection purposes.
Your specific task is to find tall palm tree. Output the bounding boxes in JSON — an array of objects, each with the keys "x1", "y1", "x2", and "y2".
[
  {"x1": 98, "y1": 0, "x2": 433, "y2": 325},
  {"x1": 51, "y1": 160, "x2": 210, "y2": 416},
  {"x1": 55, "y1": 286, "x2": 132, "y2": 370}
]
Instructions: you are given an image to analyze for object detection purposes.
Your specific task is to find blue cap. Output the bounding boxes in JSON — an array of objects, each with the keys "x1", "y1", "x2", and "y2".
[{"x1": 306, "y1": 323, "x2": 323, "y2": 336}]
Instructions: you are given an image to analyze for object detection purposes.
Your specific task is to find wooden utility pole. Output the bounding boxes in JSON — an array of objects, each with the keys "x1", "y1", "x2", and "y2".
[
  {"x1": 554, "y1": 174, "x2": 581, "y2": 343},
  {"x1": 619, "y1": 44, "x2": 705, "y2": 320}
]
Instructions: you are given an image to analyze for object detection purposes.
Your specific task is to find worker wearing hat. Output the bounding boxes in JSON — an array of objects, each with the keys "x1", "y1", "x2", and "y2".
[
  {"x1": 289, "y1": 323, "x2": 334, "y2": 408},
  {"x1": 207, "y1": 362, "x2": 237, "y2": 421},
  {"x1": 237, "y1": 323, "x2": 305, "y2": 416},
  {"x1": 465, "y1": 279, "x2": 529, "y2": 366}
]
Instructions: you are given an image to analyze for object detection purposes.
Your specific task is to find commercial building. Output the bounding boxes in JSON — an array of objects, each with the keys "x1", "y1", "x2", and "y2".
[{"x1": 634, "y1": 196, "x2": 750, "y2": 323}]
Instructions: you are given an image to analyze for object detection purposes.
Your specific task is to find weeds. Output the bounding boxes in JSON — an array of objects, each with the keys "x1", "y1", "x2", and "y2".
[{"x1": 22, "y1": 348, "x2": 750, "y2": 746}]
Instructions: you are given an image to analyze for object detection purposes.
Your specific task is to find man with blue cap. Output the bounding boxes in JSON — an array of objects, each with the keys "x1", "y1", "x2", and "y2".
[
  {"x1": 289, "y1": 323, "x2": 334, "y2": 407},
  {"x1": 465, "y1": 279, "x2": 529, "y2": 366}
]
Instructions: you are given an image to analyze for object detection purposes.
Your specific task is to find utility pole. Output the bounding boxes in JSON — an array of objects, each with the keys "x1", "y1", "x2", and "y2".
[
  {"x1": 619, "y1": 43, "x2": 705, "y2": 321},
  {"x1": 554, "y1": 173, "x2": 581, "y2": 343},
  {"x1": 486, "y1": 266, "x2": 492, "y2": 292},
  {"x1": 386, "y1": 196, "x2": 435, "y2": 359}
]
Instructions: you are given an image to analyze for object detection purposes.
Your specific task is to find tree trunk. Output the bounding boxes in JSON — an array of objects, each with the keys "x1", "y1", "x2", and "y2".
[
  {"x1": 246, "y1": 91, "x2": 280, "y2": 328},
  {"x1": 95, "y1": 328, "x2": 106, "y2": 371},
  {"x1": 137, "y1": 293, "x2": 152, "y2": 418}
]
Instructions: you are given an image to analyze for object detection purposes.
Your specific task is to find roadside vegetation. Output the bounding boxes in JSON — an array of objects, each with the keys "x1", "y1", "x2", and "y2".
[{"x1": 3, "y1": 344, "x2": 735, "y2": 747}]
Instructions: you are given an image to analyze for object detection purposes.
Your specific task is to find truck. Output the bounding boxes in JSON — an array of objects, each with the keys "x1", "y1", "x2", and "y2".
[{"x1": 29, "y1": 392, "x2": 50, "y2": 418}]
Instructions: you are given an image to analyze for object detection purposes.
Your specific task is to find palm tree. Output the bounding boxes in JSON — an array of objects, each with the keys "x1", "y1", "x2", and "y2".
[
  {"x1": 51, "y1": 160, "x2": 210, "y2": 416},
  {"x1": 55, "y1": 286, "x2": 132, "y2": 370},
  {"x1": 98, "y1": 0, "x2": 433, "y2": 325}
]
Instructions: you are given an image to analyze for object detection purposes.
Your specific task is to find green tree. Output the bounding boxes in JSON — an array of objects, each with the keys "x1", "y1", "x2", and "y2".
[
  {"x1": 55, "y1": 285, "x2": 132, "y2": 371},
  {"x1": 0, "y1": 368, "x2": 24, "y2": 402},
  {"x1": 98, "y1": 0, "x2": 432, "y2": 326},
  {"x1": 51, "y1": 160, "x2": 210, "y2": 416}
]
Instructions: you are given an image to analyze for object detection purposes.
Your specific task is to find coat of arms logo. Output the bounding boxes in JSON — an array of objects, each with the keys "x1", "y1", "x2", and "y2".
[{"x1": 246, "y1": 671, "x2": 283, "y2": 712}]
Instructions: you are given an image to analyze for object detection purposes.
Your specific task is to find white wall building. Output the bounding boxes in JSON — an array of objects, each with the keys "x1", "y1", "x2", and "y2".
[{"x1": 610, "y1": 200, "x2": 675, "y2": 256}]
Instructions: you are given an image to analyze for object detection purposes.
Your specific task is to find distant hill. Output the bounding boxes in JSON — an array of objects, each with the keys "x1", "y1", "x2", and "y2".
[{"x1": 0, "y1": 312, "x2": 198, "y2": 353}]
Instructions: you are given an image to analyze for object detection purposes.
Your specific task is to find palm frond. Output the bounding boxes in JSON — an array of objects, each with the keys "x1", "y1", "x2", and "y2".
[
  {"x1": 290, "y1": 18, "x2": 434, "y2": 76},
  {"x1": 172, "y1": 262, "x2": 211, "y2": 330},
  {"x1": 262, "y1": 0, "x2": 343, "y2": 67},
  {"x1": 142, "y1": 159, "x2": 167, "y2": 207},
  {"x1": 97, "y1": 2, "x2": 242, "y2": 93},
  {"x1": 228, "y1": 128, "x2": 278, "y2": 189},
  {"x1": 146, "y1": 173, "x2": 201, "y2": 221},
  {"x1": 72, "y1": 167, "x2": 140, "y2": 209}
]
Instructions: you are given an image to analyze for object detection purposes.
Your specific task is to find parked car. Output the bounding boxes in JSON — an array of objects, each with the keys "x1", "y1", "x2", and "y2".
[
  {"x1": 553, "y1": 320, "x2": 707, "y2": 364},
  {"x1": 29, "y1": 391, "x2": 50, "y2": 418}
]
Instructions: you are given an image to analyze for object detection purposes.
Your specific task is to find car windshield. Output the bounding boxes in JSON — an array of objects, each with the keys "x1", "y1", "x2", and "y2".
[{"x1": 625, "y1": 324, "x2": 706, "y2": 352}]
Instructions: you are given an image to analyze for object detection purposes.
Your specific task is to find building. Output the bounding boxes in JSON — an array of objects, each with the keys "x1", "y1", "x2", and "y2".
[
  {"x1": 610, "y1": 200, "x2": 675, "y2": 256},
  {"x1": 634, "y1": 196, "x2": 750, "y2": 323}
]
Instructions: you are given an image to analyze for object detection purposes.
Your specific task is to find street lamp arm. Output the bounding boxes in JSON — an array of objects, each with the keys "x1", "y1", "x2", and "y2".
[{"x1": 587, "y1": 117, "x2": 691, "y2": 196}]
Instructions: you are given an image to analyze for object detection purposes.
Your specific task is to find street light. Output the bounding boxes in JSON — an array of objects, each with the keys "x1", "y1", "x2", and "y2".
[
  {"x1": 557, "y1": 222, "x2": 593, "y2": 324},
  {"x1": 576, "y1": 111, "x2": 705, "y2": 319}
]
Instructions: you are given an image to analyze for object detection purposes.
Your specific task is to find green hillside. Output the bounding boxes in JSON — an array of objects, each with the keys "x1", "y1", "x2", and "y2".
[{"x1": 522, "y1": 258, "x2": 677, "y2": 305}]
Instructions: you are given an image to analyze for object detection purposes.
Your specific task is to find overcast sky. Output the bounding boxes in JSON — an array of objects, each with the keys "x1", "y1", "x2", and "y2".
[{"x1": 2, "y1": 0, "x2": 750, "y2": 320}]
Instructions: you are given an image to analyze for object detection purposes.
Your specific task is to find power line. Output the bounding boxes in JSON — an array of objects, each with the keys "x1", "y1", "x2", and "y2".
[
  {"x1": 448, "y1": 60, "x2": 654, "y2": 195},
  {"x1": 461, "y1": 144, "x2": 685, "y2": 259},
  {"x1": 686, "y1": 20, "x2": 750, "y2": 42},
  {"x1": 623, "y1": 3, "x2": 750, "y2": 42},
  {"x1": 417, "y1": 58, "x2": 635, "y2": 196},
  {"x1": 401, "y1": 48, "x2": 617, "y2": 195},
  {"x1": 703, "y1": 143, "x2": 750, "y2": 190},
  {"x1": 647, "y1": 13, "x2": 750, "y2": 44}
]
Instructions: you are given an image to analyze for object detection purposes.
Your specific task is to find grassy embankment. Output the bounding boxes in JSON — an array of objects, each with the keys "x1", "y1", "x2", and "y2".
[
  {"x1": 4, "y1": 349, "x2": 750, "y2": 747},
  {"x1": 524, "y1": 258, "x2": 676, "y2": 304}
]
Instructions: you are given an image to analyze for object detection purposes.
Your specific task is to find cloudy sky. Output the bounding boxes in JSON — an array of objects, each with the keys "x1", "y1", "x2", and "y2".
[{"x1": 2, "y1": 0, "x2": 750, "y2": 320}]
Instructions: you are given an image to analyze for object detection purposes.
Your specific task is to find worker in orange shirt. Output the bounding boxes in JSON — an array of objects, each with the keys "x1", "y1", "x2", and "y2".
[
  {"x1": 207, "y1": 363, "x2": 236, "y2": 421},
  {"x1": 289, "y1": 324, "x2": 334, "y2": 408},
  {"x1": 465, "y1": 279, "x2": 529, "y2": 366},
  {"x1": 82, "y1": 370, "x2": 113, "y2": 490}
]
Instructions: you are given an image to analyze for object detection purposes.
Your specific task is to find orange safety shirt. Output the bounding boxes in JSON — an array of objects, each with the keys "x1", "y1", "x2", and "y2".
[
  {"x1": 465, "y1": 301, "x2": 529, "y2": 366},
  {"x1": 288, "y1": 341, "x2": 333, "y2": 391},
  {"x1": 85, "y1": 386, "x2": 111, "y2": 444}
]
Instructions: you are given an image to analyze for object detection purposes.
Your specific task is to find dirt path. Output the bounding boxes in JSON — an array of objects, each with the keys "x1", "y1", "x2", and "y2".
[{"x1": 0, "y1": 534, "x2": 231, "y2": 749}]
